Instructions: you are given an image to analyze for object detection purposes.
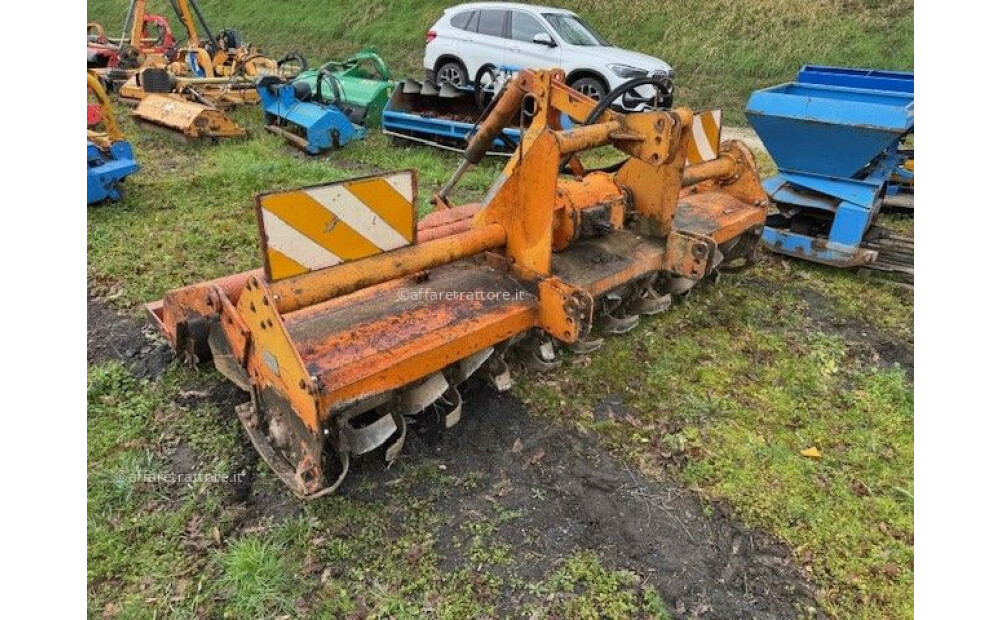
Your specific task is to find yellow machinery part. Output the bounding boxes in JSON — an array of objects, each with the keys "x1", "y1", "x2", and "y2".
[
  {"x1": 133, "y1": 94, "x2": 246, "y2": 139},
  {"x1": 150, "y1": 69, "x2": 769, "y2": 498},
  {"x1": 87, "y1": 72, "x2": 125, "y2": 147}
]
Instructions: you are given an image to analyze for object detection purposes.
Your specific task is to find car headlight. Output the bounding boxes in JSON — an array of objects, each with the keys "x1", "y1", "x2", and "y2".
[{"x1": 608, "y1": 64, "x2": 648, "y2": 79}]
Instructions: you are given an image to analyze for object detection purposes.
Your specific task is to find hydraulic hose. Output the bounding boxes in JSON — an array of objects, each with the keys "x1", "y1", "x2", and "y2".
[
  {"x1": 315, "y1": 70, "x2": 344, "y2": 104},
  {"x1": 564, "y1": 75, "x2": 675, "y2": 174},
  {"x1": 582, "y1": 75, "x2": 673, "y2": 125}
]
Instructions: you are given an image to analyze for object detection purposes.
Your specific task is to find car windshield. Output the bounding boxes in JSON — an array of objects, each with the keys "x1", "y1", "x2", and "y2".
[{"x1": 542, "y1": 13, "x2": 609, "y2": 46}]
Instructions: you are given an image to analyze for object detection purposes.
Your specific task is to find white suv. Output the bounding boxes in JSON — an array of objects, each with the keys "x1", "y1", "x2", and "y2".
[{"x1": 424, "y1": 2, "x2": 674, "y2": 104}]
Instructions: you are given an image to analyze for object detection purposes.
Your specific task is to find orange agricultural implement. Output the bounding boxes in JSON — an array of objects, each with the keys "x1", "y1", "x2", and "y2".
[
  {"x1": 168, "y1": 0, "x2": 294, "y2": 79},
  {"x1": 111, "y1": 0, "x2": 304, "y2": 139},
  {"x1": 149, "y1": 70, "x2": 769, "y2": 497},
  {"x1": 121, "y1": 67, "x2": 248, "y2": 139},
  {"x1": 87, "y1": 0, "x2": 176, "y2": 70},
  {"x1": 88, "y1": 72, "x2": 139, "y2": 203}
]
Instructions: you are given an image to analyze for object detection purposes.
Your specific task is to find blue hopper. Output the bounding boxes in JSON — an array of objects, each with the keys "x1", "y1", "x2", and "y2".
[{"x1": 746, "y1": 66, "x2": 914, "y2": 269}]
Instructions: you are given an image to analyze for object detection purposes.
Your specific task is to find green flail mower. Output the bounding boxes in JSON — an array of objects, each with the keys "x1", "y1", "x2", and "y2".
[{"x1": 293, "y1": 51, "x2": 394, "y2": 126}]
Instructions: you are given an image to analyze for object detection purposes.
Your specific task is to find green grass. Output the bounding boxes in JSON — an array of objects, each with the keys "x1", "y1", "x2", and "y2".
[
  {"x1": 88, "y1": 362, "x2": 672, "y2": 617},
  {"x1": 87, "y1": 105, "x2": 508, "y2": 304},
  {"x1": 87, "y1": 363, "x2": 238, "y2": 617},
  {"x1": 218, "y1": 535, "x2": 308, "y2": 617},
  {"x1": 87, "y1": 0, "x2": 912, "y2": 124},
  {"x1": 515, "y1": 259, "x2": 913, "y2": 618}
]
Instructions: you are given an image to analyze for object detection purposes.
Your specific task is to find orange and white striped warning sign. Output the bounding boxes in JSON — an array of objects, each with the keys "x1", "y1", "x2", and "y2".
[
  {"x1": 686, "y1": 109, "x2": 722, "y2": 164},
  {"x1": 256, "y1": 170, "x2": 418, "y2": 281}
]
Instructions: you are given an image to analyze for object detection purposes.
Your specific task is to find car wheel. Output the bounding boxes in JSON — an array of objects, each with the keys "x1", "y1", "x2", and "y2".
[
  {"x1": 435, "y1": 61, "x2": 468, "y2": 87},
  {"x1": 570, "y1": 76, "x2": 608, "y2": 101}
]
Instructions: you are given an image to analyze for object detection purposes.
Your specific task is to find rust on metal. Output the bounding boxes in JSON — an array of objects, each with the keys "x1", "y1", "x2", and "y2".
[
  {"x1": 133, "y1": 94, "x2": 246, "y2": 139},
  {"x1": 150, "y1": 69, "x2": 772, "y2": 498}
]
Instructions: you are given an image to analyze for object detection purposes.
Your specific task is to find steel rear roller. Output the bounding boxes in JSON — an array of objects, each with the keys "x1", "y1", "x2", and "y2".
[{"x1": 149, "y1": 70, "x2": 772, "y2": 498}]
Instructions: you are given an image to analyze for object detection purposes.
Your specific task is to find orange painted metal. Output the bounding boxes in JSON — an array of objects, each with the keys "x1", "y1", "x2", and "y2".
[
  {"x1": 288, "y1": 263, "x2": 537, "y2": 408},
  {"x1": 270, "y1": 223, "x2": 507, "y2": 314},
  {"x1": 149, "y1": 69, "x2": 772, "y2": 497},
  {"x1": 87, "y1": 73, "x2": 126, "y2": 146},
  {"x1": 132, "y1": 94, "x2": 247, "y2": 139},
  {"x1": 417, "y1": 203, "x2": 482, "y2": 242},
  {"x1": 552, "y1": 173, "x2": 626, "y2": 251}
]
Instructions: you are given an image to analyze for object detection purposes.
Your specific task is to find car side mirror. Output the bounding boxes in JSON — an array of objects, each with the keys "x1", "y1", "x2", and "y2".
[{"x1": 532, "y1": 33, "x2": 557, "y2": 47}]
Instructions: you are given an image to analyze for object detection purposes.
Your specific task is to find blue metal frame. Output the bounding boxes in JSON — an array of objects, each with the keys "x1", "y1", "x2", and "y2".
[
  {"x1": 186, "y1": 51, "x2": 207, "y2": 78},
  {"x1": 258, "y1": 82, "x2": 366, "y2": 155},
  {"x1": 382, "y1": 107, "x2": 522, "y2": 151},
  {"x1": 747, "y1": 66, "x2": 914, "y2": 267},
  {"x1": 797, "y1": 65, "x2": 913, "y2": 94},
  {"x1": 87, "y1": 140, "x2": 140, "y2": 204},
  {"x1": 381, "y1": 68, "x2": 574, "y2": 155},
  {"x1": 381, "y1": 80, "x2": 522, "y2": 154}
]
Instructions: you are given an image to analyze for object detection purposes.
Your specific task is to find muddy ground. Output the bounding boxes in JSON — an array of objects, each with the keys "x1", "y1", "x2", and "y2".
[{"x1": 88, "y1": 295, "x2": 828, "y2": 618}]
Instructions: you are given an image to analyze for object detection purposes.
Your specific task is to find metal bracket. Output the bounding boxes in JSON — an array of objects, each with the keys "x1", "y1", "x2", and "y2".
[
  {"x1": 537, "y1": 277, "x2": 594, "y2": 344},
  {"x1": 664, "y1": 229, "x2": 717, "y2": 280},
  {"x1": 615, "y1": 111, "x2": 680, "y2": 167}
]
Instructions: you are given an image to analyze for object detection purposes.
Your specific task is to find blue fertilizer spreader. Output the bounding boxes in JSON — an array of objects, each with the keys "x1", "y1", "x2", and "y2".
[{"x1": 746, "y1": 65, "x2": 914, "y2": 269}]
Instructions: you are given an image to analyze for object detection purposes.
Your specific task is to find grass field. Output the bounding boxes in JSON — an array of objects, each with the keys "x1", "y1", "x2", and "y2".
[{"x1": 87, "y1": 1, "x2": 914, "y2": 617}]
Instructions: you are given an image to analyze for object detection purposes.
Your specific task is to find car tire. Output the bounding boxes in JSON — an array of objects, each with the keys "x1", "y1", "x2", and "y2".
[
  {"x1": 570, "y1": 76, "x2": 608, "y2": 100},
  {"x1": 435, "y1": 61, "x2": 468, "y2": 87}
]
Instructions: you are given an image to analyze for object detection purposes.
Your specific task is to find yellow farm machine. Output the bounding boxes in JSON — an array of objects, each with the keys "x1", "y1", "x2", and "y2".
[
  {"x1": 87, "y1": 0, "x2": 176, "y2": 70},
  {"x1": 149, "y1": 70, "x2": 769, "y2": 497},
  {"x1": 88, "y1": 73, "x2": 139, "y2": 204},
  {"x1": 120, "y1": 67, "x2": 250, "y2": 139},
  {"x1": 105, "y1": 0, "x2": 304, "y2": 139}
]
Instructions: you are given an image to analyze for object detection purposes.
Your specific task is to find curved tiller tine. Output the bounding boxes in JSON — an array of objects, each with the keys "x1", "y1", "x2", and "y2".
[{"x1": 627, "y1": 274, "x2": 673, "y2": 316}]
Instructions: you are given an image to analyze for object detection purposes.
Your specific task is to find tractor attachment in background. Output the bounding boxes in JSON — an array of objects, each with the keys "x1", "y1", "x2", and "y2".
[
  {"x1": 122, "y1": 68, "x2": 248, "y2": 139},
  {"x1": 118, "y1": 63, "x2": 261, "y2": 106},
  {"x1": 257, "y1": 74, "x2": 367, "y2": 154},
  {"x1": 382, "y1": 67, "x2": 682, "y2": 159},
  {"x1": 293, "y1": 51, "x2": 395, "y2": 127},
  {"x1": 148, "y1": 69, "x2": 769, "y2": 498},
  {"x1": 88, "y1": 73, "x2": 140, "y2": 204},
  {"x1": 746, "y1": 65, "x2": 914, "y2": 284},
  {"x1": 166, "y1": 0, "x2": 305, "y2": 81},
  {"x1": 87, "y1": 0, "x2": 177, "y2": 70},
  {"x1": 382, "y1": 66, "x2": 522, "y2": 154},
  {"x1": 107, "y1": 0, "x2": 307, "y2": 140}
]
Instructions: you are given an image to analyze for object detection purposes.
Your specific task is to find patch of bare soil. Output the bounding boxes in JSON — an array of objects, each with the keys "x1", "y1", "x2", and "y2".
[
  {"x1": 87, "y1": 296, "x2": 172, "y2": 378},
  {"x1": 348, "y1": 380, "x2": 823, "y2": 619},
  {"x1": 790, "y1": 285, "x2": 914, "y2": 379}
]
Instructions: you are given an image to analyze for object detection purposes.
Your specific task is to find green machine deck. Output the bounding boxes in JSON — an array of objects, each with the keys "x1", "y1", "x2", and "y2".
[{"x1": 294, "y1": 51, "x2": 394, "y2": 127}]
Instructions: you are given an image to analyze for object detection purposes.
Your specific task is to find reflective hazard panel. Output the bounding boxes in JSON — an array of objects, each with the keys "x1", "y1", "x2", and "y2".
[
  {"x1": 687, "y1": 109, "x2": 722, "y2": 164},
  {"x1": 256, "y1": 170, "x2": 418, "y2": 282}
]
